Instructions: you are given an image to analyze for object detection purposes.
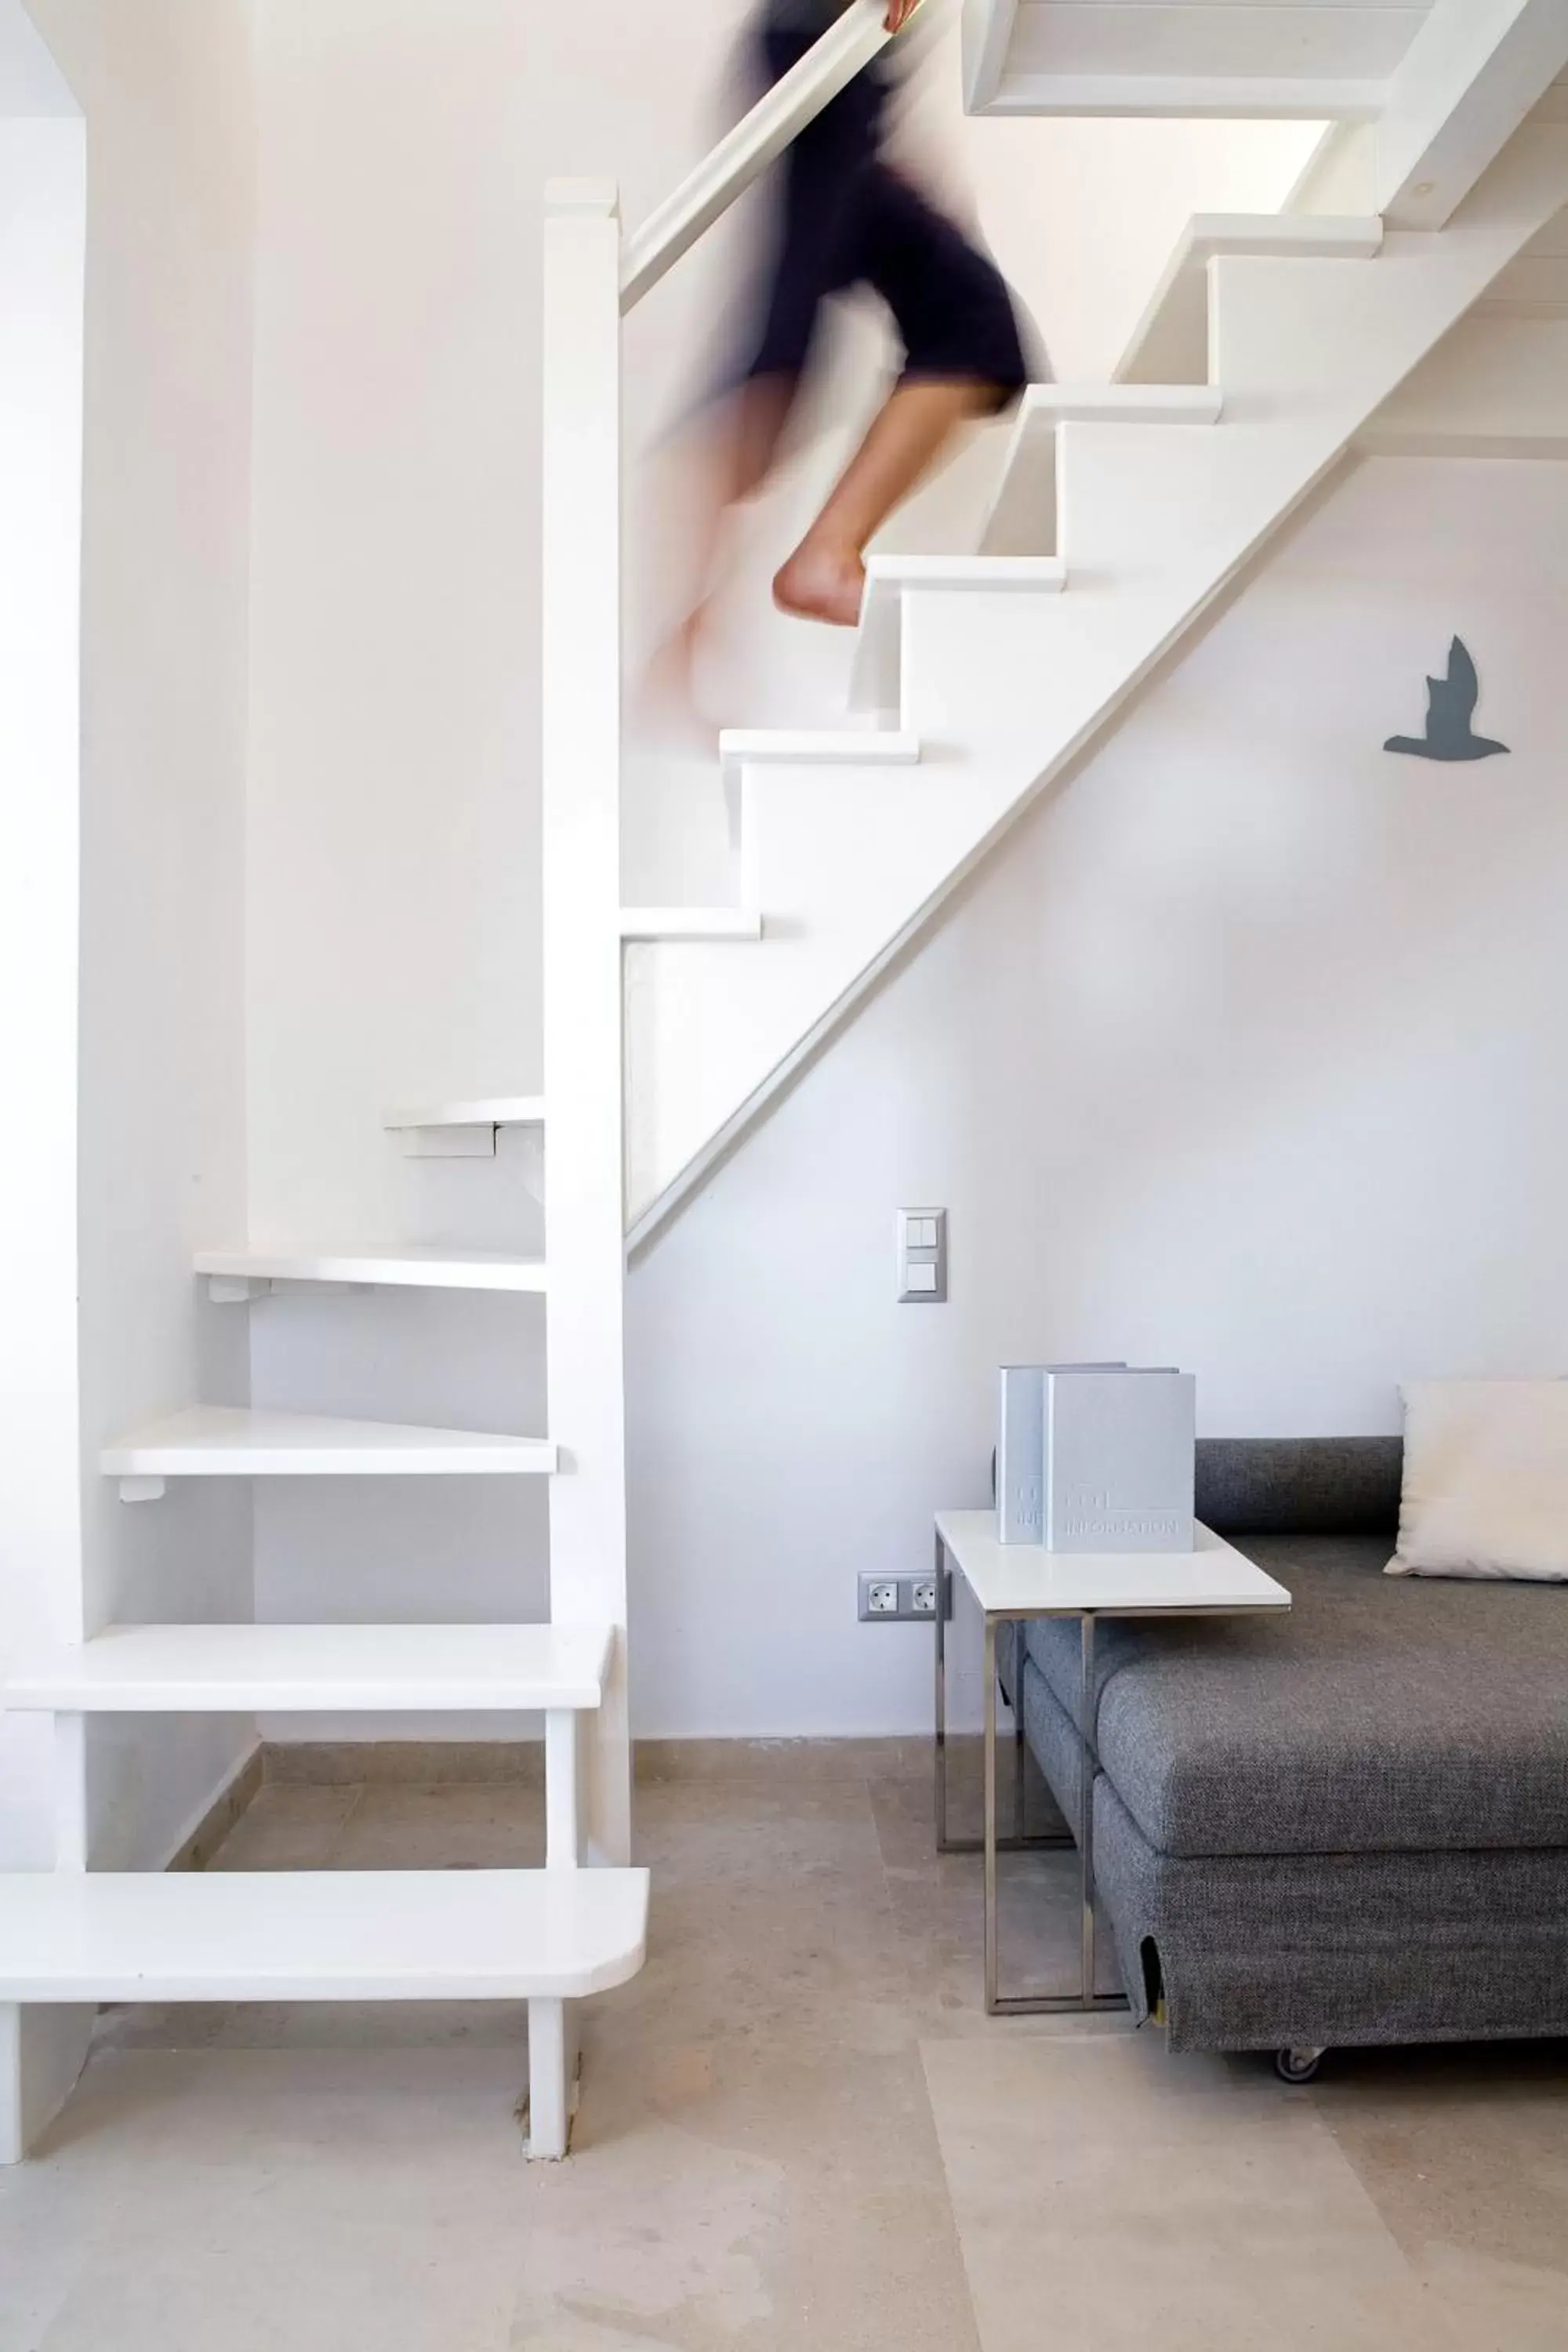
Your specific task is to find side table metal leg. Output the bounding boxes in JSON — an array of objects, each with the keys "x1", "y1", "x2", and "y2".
[
  {"x1": 1080, "y1": 1613, "x2": 1096, "y2": 2004},
  {"x1": 1013, "y1": 1620, "x2": 1027, "y2": 1846},
  {"x1": 934, "y1": 1531, "x2": 948, "y2": 1853},
  {"x1": 984, "y1": 1616, "x2": 999, "y2": 2015}
]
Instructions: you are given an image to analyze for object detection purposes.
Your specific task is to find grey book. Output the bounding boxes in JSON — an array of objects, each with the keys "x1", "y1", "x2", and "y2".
[
  {"x1": 1044, "y1": 1369, "x2": 1196, "y2": 1554},
  {"x1": 996, "y1": 1363, "x2": 1127, "y2": 1544}
]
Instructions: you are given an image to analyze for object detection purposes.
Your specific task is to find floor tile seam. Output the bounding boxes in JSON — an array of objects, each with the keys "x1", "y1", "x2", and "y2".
[{"x1": 319, "y1": 1783, "x2": 371, "y2": 1865}]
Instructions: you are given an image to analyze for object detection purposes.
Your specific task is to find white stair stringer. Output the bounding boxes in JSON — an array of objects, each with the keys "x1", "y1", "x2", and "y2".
[{"x1": 625, "y1": 123, "x2": 1568, "y2": 1240}]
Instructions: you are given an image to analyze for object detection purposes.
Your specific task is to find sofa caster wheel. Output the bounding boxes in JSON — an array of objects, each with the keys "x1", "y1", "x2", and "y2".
[{"x1": 1274, "y1": 2046, "x2": 1325, "y2": 2085}]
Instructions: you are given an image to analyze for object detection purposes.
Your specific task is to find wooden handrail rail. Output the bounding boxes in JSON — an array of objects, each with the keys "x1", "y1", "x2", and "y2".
[{"x1": 619, "y1": 0, "x2": 902, "y2": 314}]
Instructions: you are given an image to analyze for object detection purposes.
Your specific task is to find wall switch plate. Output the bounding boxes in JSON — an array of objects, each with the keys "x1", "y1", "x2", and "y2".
[
  {"x1": 858, "y1": 1570, "x2": 951, "y2": 1623},
  {"x1": 897, "y1": 1207, "x2": 947, "y2": 1304}
]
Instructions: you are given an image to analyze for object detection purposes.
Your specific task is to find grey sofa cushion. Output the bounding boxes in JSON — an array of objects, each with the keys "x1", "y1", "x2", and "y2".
[
  {"x1": 1025, "y1": 1532, "x2": 1568, "y2": 1859},
  {"x1": 1196, "y1": 1437, "x2": 1402, "y2": 1537}
]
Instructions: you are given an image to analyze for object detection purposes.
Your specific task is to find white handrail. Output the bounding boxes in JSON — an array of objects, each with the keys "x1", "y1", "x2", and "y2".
[{"x1": 620, "y1": 0, "x2": 896, "y2": 314}]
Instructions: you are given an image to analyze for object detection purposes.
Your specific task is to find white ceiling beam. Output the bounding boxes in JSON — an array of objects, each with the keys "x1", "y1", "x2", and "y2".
[{"x1": 1375, "y1": 0, "x2": 1568, "y2": 229}]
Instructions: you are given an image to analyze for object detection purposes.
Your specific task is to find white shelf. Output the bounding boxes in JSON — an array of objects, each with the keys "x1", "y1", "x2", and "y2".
[
  {"x1": 386, "y1": 1095, "x2": 545, "y2": 1131},
  {"x1": 2, "y1": 1621, "x2": 613, "y2": 1713},
  {"x1": 0, "y1": 1867, "x2": 650, "y2": 2003},
  {"x1": 619, "y1": 908, "x2": 764, "y2": 942},
  {"x1": 1114, "y1": 212, "x2": 1384, "y2": 387},
  {"x1": 194, "y1": 1247, "x2": 547, "y2": 1300},
  {"x1": 100, "y1": 1407, "x2": 557, "y2": 1498},
  {"x1": 383, "y1": 1095, "x2": 545, "y2": 1158}
]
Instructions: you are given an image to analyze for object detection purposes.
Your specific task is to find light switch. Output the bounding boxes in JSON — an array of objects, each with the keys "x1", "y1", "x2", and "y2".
[{"x1": 897, "y1": 1207, "x2": 948, "y2": 1305}]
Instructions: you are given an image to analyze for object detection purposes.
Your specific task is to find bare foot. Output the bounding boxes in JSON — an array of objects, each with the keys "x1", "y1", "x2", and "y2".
[{"x1": 772, "y1": 539, "x2": 866, "y2": 626}]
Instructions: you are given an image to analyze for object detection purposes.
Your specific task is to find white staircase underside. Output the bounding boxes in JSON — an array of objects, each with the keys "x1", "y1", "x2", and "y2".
[
  {"x1": 0, "y1": 1868, "x2": 650, "y2": 2004},
  {"x1": 626, "y1": 122, "x2": 1568, "y2": 1239},
  {"x1": 101, "y1": 1406, "x2": 557, "y2": 1491},
  {"x1": 2, "y1": 1622, "x2": 612, "y2": 1713},
  {"x1": 195, "y1": 1247, "x2": 547, "y2": 1296},
  {"x1": 1357, "y1": 299, "x2": 1568, "y2": 454},
  {"x1": 969, "y1": 5, "x2": 1568, "y2": 234},
  {"x1": 968, "y1": 0, "x2": 1433, "y2": 117}
]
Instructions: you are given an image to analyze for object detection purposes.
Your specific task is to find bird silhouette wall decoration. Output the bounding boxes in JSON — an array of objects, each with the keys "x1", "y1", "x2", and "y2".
[{"x1": 1385, "y1": 637, "x2": 1509, "y2": 762}]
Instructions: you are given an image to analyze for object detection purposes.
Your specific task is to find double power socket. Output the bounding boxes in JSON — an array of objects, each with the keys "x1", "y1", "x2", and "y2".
[{"x1": 857, "y1": 1570, "x2": 948, "y2": 1624}]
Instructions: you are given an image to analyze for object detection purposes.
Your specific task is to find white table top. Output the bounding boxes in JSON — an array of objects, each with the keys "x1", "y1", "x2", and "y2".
[{"x1": 935, "y1": 1511, "x2": 1292, "y2": 1619}]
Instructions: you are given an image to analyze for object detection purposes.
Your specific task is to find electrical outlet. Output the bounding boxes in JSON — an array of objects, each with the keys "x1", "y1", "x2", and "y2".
[{"x1": 858, "y1": 1572, "x2": 948, "y2": 1622}]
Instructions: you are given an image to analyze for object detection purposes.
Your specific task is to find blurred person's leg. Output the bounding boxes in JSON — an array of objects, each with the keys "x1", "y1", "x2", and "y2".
[
  {"x1": 774, "y1": 165, "x2": 1029, "y2": 626},
  {"x1": 644, "y1": 16, "x2": 874, "y2": 720}
]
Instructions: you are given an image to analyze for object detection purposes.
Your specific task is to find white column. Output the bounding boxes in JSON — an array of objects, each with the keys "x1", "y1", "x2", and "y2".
[
  {"x1": 0, "y1": 108, "x2": 93, "y2": 2167},
  {"x1": 541, "y1": 180, "x2": 631, "y2": 1867},
  {"x1": 544, "y1": 1708, "x2": 582, "y2": 1869}
]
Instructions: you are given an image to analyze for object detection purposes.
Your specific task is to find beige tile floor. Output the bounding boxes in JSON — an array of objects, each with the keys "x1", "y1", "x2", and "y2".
[{"x1": 2, "y1": 1748, "x2": 1566, "y2": 2351}]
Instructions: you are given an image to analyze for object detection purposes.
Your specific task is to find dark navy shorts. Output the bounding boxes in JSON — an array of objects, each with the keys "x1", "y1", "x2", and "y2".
[{"x1": 740, "y1": 16, "x2": 1030, "y2": 408}]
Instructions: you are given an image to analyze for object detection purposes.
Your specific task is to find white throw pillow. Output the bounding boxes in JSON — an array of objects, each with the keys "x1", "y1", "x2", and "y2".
[{"x1": 1388, "y1": 1381, "x2": 1568, "y2": 1582}]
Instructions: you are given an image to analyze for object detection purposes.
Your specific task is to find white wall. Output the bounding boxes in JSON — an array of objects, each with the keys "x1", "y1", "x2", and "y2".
[
  {"x1": 16, "y1": 0, "x2": 259, "y2": 1862},
  {"x1": 0, "y1": 21, "x2": 85, "y2": 1869},
  {"x1": 630, "y1": 454, "x2": 1568, "y2": 1734},
  {"x1": 242, "y1": 0, "x2": 1317, "y2": 1737}
]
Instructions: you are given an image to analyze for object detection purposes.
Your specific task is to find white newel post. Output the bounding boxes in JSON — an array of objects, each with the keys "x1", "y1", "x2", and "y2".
[{"x1": 541, "y1": 180, "x2": 631, "y2": 1867}]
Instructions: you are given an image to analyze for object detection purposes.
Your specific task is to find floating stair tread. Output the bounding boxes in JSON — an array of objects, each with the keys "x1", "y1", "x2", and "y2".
[
  {"x1": 384, "y1": 1096, "x2": 545, "y2": 1133},
  {"x1": 2, "y1": 1621, "x2": 614, "y2": 1713},
  {"x1": 1116, "y1": 212, "x2": 1384, "y2": 386},
  {"x1": 718, "y1": 729, "x2": 920, "y2": 772},
  {"x1": 195, "y1": 1247, "x2": 547, "y2": 1293},
  {"x1": 100, "y1": 1407, "x2": 557, "y2": 1480},
  {"x1": 0, "y1": 1867, "x2": 650, "y2": 2002},
  {"x1": 619, "y1": 909, "x2": 764, "y2": 942}
]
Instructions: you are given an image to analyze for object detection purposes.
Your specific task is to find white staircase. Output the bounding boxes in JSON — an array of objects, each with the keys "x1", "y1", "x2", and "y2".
[
  {"x1": 625, "y1": 101, "x2": 1568, "y2": 1239},
  {"x1": 7, "y1": 0, "x2": 1568, "y2": 2169},
  {"x1": 3, "y1": 1097, "x2": 641, "y2": 2161}
]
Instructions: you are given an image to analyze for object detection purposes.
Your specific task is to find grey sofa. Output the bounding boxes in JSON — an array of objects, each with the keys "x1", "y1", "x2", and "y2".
[{"x1": 1013, "y1": 1439, "x2": 1568, "y2": 2063}]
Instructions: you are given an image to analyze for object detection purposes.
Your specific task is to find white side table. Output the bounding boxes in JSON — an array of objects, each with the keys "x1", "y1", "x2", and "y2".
[{"x1": 934, "y1": 1510, "x2": 1291, "y2": 2016}]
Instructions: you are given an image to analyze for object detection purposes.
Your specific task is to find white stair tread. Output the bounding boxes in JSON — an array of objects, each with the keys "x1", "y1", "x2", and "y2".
[
  {"x1": 865, "y1": 554, "x2": 1068, "y2": 591},
  {"x1": 1014, "y1": 383, "x2": 1225, "y2": 427},
  {"x1": 0, "y1": 1867, "x2": 649, "y2": 2002},
  {"x1": 619, "y1": 908, "x2": 764, "y2": 942},
  {"x1": 718, "y1": 729, "x2": 920, "y2": 773},
  {"x1": 384, "y1": 1096, "x2": 545, "y2": 1133},
  {"x1": 2, "y1": 1621, "x2": 613, "y2": 1712},
  {"x1": 196, "y1": 1247, "x2": 547, "y2": 1294},
  {"x1": 100, "y1": 1406, "x2": 557, "y2": 1480},
  {"x1": 1116, "y1": 212, "x2": 1384, "y2": 387}
]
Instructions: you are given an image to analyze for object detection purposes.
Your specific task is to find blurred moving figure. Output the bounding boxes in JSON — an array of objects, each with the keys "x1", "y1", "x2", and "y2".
[{"x1": 672, "y1": 0, "x2": 1030, "y2": 672}]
